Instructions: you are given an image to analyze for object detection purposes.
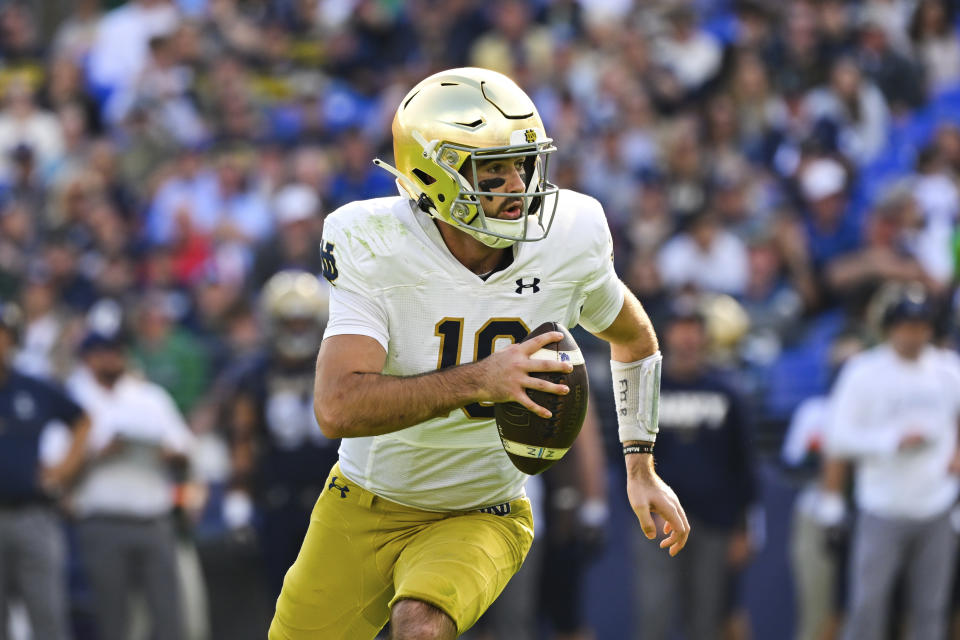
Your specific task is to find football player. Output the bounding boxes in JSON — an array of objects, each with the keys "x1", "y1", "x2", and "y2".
[
  {"x1": 270, "y1": 68, "x2": 689, "y2": 640},
  {"x1": 222, "y1": 270, "x2": 336, "y2": 597}
]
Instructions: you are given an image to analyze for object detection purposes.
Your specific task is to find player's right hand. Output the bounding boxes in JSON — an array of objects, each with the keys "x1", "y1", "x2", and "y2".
[
  {"x1": 898, "y1": 432, "x2": 930, "y2": 452},
  {"x1": 474, "y1": 330, "x2": 573, "y2": 419}
]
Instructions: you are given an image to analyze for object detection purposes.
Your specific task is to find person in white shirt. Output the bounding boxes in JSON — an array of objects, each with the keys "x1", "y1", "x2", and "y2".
[
  {"x1": 782, "y1": 334, "x2": 863, "y2": 640},
  {"x1": 657, "y1": 209, "x2": 749, "y2": 296},
  {"x1": 826, "y1": 287, "x2": 960, "y2": 640},
  {"x1": 68, "y1": 326, "x2": 195, "y2": 640}
]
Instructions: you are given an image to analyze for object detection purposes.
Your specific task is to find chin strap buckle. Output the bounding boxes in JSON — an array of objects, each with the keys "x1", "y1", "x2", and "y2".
[{"x1": 416, "y1": 193, "x2": 435, "y2": 214}]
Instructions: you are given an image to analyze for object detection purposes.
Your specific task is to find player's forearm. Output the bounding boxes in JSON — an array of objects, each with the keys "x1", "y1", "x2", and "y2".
[
  {"x1": 315, "y1": 363, "x2": 486, "y2": 438},
  {"x1": 59, "y1": 416, "x2": 91, "y2": 483},
  {"x1": 595, "y1": 286, "x2": 658, "y2": 362}
]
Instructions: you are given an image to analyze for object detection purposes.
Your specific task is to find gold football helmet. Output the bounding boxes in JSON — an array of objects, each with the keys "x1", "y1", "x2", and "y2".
[
  {"x1": 262, "y1": 270, "x2": 329, "y2": 361},
  {"x1": 374, "y1": 67, "x2": 559, "y2": 248}
]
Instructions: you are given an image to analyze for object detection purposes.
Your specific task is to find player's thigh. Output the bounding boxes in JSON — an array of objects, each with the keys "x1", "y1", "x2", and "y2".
[
  {"x1": 270, "y1": 467, "x2": 396, "y2": 640},
  {"x1": 391, "y1": 499, "x2": 534, "y2": 636}
]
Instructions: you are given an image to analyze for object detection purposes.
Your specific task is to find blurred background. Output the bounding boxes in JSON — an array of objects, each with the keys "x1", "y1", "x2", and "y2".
[{"x1": 1, "y1": 0, "x2": 960, "y2": 639}]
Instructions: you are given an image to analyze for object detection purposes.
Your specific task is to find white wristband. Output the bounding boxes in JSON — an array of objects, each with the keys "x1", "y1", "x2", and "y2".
[{"x1": 611, "y1": 351, "x2": 662, "y2": 443}]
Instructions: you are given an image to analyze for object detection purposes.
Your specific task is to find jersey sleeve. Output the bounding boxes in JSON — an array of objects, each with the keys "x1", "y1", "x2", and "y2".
[
  {"x1": 577, "y1": 197, "x2": 624, "y2": 334},
  {"x1": 825, "y1": 356, "x2": 900, "y2": 458},
  {"x1": 153, "y1": 388, "x2": 195, "y2": 454},
  {"x1": 47, "y1": 382, "x2": 85, "y2": 428},
  {"x1": 320, "y1": 213, "x2": 390, "y2": 350},
  {"x1": 941, "y1": 350, "x2": 960, "y2": 413}
]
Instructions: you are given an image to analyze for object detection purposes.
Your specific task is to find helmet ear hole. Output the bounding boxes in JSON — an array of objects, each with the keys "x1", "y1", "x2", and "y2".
[{"x1": 412, "y1": 168, "x2": 436, "y2": 185}]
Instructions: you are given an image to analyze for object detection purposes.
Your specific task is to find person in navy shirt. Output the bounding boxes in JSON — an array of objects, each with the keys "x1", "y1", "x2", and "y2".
[
  {"x1": 0, "y1": 301, "x2": 90, "y2": 640},
  {"x1": 633, "y1": 302, "x2": 759, "y2": 640}
]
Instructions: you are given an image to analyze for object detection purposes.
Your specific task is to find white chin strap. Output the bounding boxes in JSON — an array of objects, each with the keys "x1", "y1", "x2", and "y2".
[{"x1": 463, "y1": 218, "x2": 520, "y2": 248}]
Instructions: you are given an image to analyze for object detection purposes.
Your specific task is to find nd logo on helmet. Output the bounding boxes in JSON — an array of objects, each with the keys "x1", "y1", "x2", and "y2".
[{"x1": 524, "y1": 129, "x2": 537, "y2": 143}]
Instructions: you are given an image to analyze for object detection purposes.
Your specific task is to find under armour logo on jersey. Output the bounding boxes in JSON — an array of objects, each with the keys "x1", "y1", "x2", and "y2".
[
  {"x1": 515, "y1": 278, "x2": 540, "y2": 294},
  {"x1": 328, "y1": 476, "x2": 350, "y2": 499}
]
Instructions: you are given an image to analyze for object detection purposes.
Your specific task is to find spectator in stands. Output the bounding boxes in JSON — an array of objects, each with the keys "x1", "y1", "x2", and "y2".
[
  {"x1": 132, "y1": 291, "x2": 210, "y2": 417},
  {"x1": 13, "y1": 270, "x2": 74, "y2": 381},
  {"x1": 805, "y1": 57, "x2": 890, "y2": 165},
  {"x1": 909, "y1": 0, "x2": 960, "y2": 94},
  {"x1": 826, "y1": 285, "x2": 960, "y2": 640},
  {"x1": 774, "y1": 1, "x2": 828, "y2": 91},
  {"x1": 325, "y1": 129, "x2": 395, "y2": 210},
  {"x1": 797, "y1": 157, "x2": 860, "y2": 275},
  {"x1": 0, "y1": 77, "x2": 64, "y2": 183},
  {"x1": 2, "y1": 144, "x2": 45, "y2": 220},
  {"x1": 0, "y1": 199, "x2": 33, "y2": 299},
  {"x1": 634, "y1": 302, "x2": 758, "y2": 640},
  {"x1": 911, "y1": 146, "x2": 960, "y2": 286},
  {"x1": 0, "y1": 301, "x2": 90, "y2": 640},
  {"x1": 654, "y1": 5, "x2": 722, "y2": 96},
  {"x1": 50, "y1": 0, "x2": 101, "y2": 63},
  {"x1": 119, "y1": 32, "x2": 207, "y2": 146},
  {"x1": 825, "y1": 189, "x2": 936, "y2": 320},
  {"x1": 250, "y1": 183, "x2": 326, "y2": 289},
  {"x1": 861, "y1": 0, "x2": 915, "y2": 54},
  {"x1": 145, "y1": 145, "x2": 217, "y2": 248},
  {"x1": 87, "y1": 0, "x2": 180, "y2": 116},
  {"x1": 657, "y1": 207, "x2": 749, "y2": 296},
  {"x1": 728, "y1": 51, "x2": 781, "y2": 161},
  {"x1": 469, "y1": 0, "x2": 553, "y2": 79},
  {"x1": 69, "y1": 315, "x2": 195, "y2": 640},
  {"x1": 856, "y1": 12, "x2": 926, "y2": 113},
  {"x1": 42, "y1": 234, "x2": 98, "y2": 312},
  {"x1": 738, "y1": 233, "x2": 808, "y2": 362},
  {"x1": 207, "y1": 147, "x2": 274, "y2": 278},
  {"x1": 0, "y1": 3, "x2": 42, "y2": 62}
]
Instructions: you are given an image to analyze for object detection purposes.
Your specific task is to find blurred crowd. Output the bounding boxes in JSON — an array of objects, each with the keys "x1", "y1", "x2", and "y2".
[{"x1": 2, "y1": 0, "x2": 960, "y2": 638}]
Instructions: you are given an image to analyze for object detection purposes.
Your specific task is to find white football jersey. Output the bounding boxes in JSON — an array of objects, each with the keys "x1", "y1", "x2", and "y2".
[{"x1": 320, "y1": 189, "x2": 623, "y2": 510}]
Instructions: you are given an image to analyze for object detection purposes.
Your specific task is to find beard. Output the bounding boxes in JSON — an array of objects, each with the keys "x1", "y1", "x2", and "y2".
[{"x1": 94, "y1": 366, "x2": 124, "y2": 387}]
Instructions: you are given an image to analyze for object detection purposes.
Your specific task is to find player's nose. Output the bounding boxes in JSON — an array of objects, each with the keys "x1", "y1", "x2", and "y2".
[{"x1": 505, "y1": 165, "x2": 525, "y2": 193}]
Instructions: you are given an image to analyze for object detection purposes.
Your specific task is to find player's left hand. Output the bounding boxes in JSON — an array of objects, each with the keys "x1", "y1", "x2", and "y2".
[
  {"x1": 627, "y1": 470, "x2": 690, "y2": 556},
  {"x1": 948, "y1": 447, "x2": 960, "y2": 474},
  {"x1": 39, "y1": 463, "x2": 71, "y2": 495}
]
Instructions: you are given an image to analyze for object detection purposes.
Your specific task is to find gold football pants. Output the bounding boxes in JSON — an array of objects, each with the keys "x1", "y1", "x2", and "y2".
[{"x1": 269, "y1": 463, "x2": 534, "y2": 639}]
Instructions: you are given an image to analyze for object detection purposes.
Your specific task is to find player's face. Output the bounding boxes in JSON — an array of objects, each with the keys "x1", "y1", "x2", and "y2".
[
  {"x1": 888, "y1": 320, "x2": 932, "y2": 359},
  {"x1": 85, "y1": 347, "x2": 126, "y2": 384},
  {"x1": 665, "y1": 319, "x2": 707, "y2": 376},
  {"x1": 463, "y1": 157, "x2": 527, "y2": 220}
]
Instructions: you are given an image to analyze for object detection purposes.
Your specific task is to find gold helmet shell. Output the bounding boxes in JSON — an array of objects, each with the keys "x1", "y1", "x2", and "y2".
[
  {"x1": 262, "y1": 270, "x2": 329, "y2": 322},
  {"x1": 262, "y1": 270, "x2": 329, "y2": 361},
  {"x1": 375, "y1": 67, "x2": 559, "y2": 248}
]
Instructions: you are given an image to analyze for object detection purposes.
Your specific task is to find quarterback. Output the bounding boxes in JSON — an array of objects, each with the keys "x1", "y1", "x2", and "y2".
[{"x1": 269, "y1": 68, "x2": 689, "y2": 640}]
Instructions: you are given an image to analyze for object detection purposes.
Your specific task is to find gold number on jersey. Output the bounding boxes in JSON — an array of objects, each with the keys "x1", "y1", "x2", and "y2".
[{"x1": 433, "y1": 317, "x2": 529, "y2": 419}]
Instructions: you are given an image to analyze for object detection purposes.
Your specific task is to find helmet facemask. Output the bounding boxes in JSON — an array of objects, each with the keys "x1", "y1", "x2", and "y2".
[
  {"x1": 376, "y1": 128, "x2": 559, "y2": 249},
  {"x1": 443, "y1": 134, "x2": 559, "y2": 248}
]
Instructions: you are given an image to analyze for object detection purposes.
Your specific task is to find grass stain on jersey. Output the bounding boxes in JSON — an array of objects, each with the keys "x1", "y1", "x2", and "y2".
[
  {"x1": 343, "y1": 229, "x2": 376, "y2": 258},
  {"x1": 345, "y1": 213, "x2": 409, "y2": 258}
]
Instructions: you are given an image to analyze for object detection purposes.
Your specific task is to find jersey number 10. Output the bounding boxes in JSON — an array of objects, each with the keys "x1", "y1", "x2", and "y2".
[{"x1": 434, "y1": 317, "x2": 529, "y2": 419}]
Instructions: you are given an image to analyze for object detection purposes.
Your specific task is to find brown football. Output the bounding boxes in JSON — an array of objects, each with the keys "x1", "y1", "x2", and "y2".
[{"x1": 494, "y1": 322, "x2": 589, "y2": 475}]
